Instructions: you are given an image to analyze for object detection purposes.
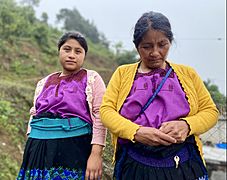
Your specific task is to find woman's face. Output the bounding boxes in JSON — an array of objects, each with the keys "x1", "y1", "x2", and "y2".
[
  {"x1": 137, "y1": 29, "x2": 171, "y2": 69},
  {"x1": 59, "y1": 38, "x2": 85, "y2": 75}
]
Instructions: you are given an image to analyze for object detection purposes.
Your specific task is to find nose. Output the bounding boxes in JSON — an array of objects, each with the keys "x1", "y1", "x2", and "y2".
[
  {"x1": 149, "y1": 47, "x2": 159, "y2": 57},
  {"x1": 68, "y1": 50, "x2": 76, "y2": 58}
]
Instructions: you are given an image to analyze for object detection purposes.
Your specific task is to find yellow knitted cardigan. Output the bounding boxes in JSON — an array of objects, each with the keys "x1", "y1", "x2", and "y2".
[{"x1": 100, "y1": 61, "x2": 219, "y2": 163}]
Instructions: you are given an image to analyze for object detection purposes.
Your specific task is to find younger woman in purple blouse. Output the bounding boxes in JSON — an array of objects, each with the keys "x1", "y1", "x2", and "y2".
[{"x1": 17, "y1": 31, "x2": 107, "y2": 180}]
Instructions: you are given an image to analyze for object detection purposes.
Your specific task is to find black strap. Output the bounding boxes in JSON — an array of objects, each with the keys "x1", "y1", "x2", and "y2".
[{"x1": 140, "y1": 67, "x2": 173, "y2": 114}]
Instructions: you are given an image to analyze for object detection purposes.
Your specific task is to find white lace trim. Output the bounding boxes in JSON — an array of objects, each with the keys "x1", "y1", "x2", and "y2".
[{"x1": 86, "y1": 73, "x2": 95, "y2": 110}]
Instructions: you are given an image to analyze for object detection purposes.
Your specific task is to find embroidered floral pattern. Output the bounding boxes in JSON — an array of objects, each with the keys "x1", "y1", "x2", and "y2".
[
  {"x1": 197, "y1": 174, "x2": 209, "y2": 180},
  {"x1": 17, "y1": 167, "x2": 85, "y2": 180},
  {"x1": 44, "y1": 70, "x2": 87, "y2": 89},
  {"x1": 135, "y1": 66, "x2": 174, "y2": 80}
]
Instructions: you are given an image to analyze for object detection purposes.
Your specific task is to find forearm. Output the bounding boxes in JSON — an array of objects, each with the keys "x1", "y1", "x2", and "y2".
[
  {"x1": 91, "y1": 124, "x2": 107, "y2": 146},
  {"x1": 100, "y1": 105, "x2": 140, "y2": 142},
  {"x1": 100, "y1": 67, "x2": 140, "y2": 141},
  {"x1": 182, "y1": 107, "x2": 219, "y2": 135}
]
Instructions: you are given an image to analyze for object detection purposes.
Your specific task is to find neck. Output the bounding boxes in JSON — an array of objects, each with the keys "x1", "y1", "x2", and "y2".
[
  {"x1": 60, "y1": 69, "x2": 81, "y2": 77},
  {"x1": 139, "y1": 62, "x2": 166, "y2": 73}
]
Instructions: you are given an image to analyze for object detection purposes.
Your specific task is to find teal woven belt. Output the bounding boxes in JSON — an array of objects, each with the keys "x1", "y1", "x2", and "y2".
[{"x1": 29, "y1": 117, "x2": 91, "y2": 139}]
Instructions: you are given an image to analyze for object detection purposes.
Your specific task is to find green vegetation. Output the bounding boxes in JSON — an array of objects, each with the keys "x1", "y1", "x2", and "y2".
[
  {"x1": 0, "y1": 153, "x2": 19, "y2": 180},
  {"x1": 113, "y1": 42, "x2": 138, "y2": 65},
  {"x1": 204, "y1": 79, "x2": 226, "y2": 113},
  {"x1": 56, "y1": 8, "x2": 109, "y2": 48}
]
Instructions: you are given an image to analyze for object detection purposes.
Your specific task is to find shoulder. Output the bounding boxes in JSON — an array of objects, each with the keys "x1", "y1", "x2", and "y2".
[
  {"x1": 169, "y1": 61, "x2": 198, "y2": 77},
  {"x1": 85, "y1": 69, "x2": 105, "y2": 85},
  {"x1": 117, "y1": 62, "x2": 139, "y2": 71},
  {"x1": 86, "y1": 69, "x2": 99, "y2": 76},
  {"x1": 86, "y1": 69, "x2": 101, "y2": 80},
  {"x1": 112, "y1": 62, "x2": 139, "y2": 78},
  {"x1": 36, "y1": 72, "x2": 59, "y2": 87}
]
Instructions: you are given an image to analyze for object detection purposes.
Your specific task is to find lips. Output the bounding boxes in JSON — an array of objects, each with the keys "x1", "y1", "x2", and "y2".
[
  {"x1": 147, "y1": 58, "x2": 161, "y2": 62},
  {"x1": 65, "y1": 60, "x2": 76, "y2": 63}
]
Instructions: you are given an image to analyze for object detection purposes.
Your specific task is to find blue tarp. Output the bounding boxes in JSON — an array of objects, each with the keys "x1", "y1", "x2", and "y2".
[{"x1": 215, "y1": 143, "x2": 227, "y2": 149}]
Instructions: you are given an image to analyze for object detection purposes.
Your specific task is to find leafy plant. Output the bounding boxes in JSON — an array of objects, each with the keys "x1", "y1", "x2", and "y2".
[{"x1": 204, "y1": 79, "x2": 226, "y2": 113}]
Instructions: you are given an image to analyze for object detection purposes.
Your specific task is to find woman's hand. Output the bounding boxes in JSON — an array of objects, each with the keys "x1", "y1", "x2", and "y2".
[
  {"x1": 134, "y1": 126, "x2": 177, "y2": 146},
  {"x1": 85, "y1": 144, "x2": 103, "y2": 180},
  {"x1": 159, "y1": 120, "x2": 190, "y2": 143}
]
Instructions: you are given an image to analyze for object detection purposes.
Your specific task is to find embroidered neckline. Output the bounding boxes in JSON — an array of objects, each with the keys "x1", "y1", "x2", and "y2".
[
  {"x1": 44, "y1": 69, "x2": 87, "y2": 89},
  {"x1": 135, "y1": 65, "x2": 174, "y2": 80}
]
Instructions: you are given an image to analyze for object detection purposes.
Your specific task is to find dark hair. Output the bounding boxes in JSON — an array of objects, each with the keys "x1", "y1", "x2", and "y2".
[
  {"x1": 57, "y1": 31, "x2": 88, "y2": 54},
  {"x1": 133, "y1": 11, "x2": 174, "y2": 48}
]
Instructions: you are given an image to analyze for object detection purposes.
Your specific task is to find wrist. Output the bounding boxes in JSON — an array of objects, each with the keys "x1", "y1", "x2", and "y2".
[
  {"x1": 134, "y1": 126, "x2": 143, "y2": 142},
  {"x1": 91, "y1": 144, "x2": 103, "y2": 156},
  {"x1": 180, "y1": 119, "x2": 190, "y2": 135}
]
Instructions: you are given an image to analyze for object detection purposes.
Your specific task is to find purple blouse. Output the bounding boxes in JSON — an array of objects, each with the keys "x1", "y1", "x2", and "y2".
[
  {"x1": 119, "y1": 67, "x2": 190, "y2": 129},
  {"x1": 35, "y1": 69, "x2": 92, "y2": 124}
]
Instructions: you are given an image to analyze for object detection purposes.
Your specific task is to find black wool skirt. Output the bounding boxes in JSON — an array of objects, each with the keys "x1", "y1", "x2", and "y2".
[
  {"x1": 17, "y1": 135, "x2": 92, "y2": 180},
  {"x1": 114, "y1": 136, "x2": 208, "y2": 180}
]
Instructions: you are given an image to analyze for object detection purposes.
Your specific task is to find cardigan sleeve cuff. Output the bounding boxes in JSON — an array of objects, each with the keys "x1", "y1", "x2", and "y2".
[{"x1": 91, "y1": 128, "x2": 107, "y2": 146}]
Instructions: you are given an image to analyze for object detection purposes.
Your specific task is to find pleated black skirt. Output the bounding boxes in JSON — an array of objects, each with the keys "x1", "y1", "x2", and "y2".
[
  {"x1": 114, "y1": 136, "x2": 208, "y2": 180},
  {"x1": 115, "y1": 153, "x2": 207, "y2": 180},
  {"x1": 17, "y1": 135, "x2": 92, "y2": 180}
]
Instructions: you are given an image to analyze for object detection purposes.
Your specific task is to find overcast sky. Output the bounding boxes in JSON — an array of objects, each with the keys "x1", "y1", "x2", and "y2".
[{"x1": 34, "y1": 0, "x2": 226, "y2": 95}]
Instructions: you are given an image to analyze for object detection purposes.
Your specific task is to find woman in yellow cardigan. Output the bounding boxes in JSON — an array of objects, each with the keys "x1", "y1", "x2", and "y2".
[{"x1": 100, "y1": 11, "x2": 218, "y2": 180}]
